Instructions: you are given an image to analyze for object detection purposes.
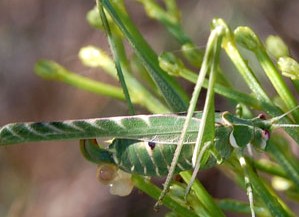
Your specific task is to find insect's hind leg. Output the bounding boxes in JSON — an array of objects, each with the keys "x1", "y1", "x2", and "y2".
[{"x1": 185, "y1": 141, "x2": 212, "y2": 197}]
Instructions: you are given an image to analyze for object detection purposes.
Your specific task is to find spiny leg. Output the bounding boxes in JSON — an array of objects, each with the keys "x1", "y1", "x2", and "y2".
[
  {"x1": 154, "y1": 25, "x2": 225, "y2": 208},
  {"x1": 187, "y1": 24, "x2": 227, "y2": 197},
  {"x1": 185, "y1": 141, "x2": 212, "y2": 196},
  {"x1": 186, "y1": 34, "x2": 220, "y2": 195},
  {"x1": 236, "y1": 149, "x2": 255, "y2": 217},
  {"x1": 234, "y1": 104, "x2": 255, "y2": 217}
]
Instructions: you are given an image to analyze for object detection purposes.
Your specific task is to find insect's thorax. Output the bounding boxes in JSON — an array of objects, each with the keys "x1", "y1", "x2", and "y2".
[{"x1": 222, "y1": 112, "x2": 271, "y2": 150}]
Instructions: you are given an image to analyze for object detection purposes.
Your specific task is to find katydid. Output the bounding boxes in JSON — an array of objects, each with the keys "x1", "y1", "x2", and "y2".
[{"x1": 0, "y1": 108, "x2": 295, "y2": 214}]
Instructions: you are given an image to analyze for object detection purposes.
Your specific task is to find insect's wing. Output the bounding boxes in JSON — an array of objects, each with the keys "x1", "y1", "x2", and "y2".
[{"x1": 0, "y1": 114, "x2": 204, "y2": 145}]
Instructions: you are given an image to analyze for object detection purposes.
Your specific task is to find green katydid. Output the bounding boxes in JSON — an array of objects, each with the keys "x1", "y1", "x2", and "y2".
[{"x1": 0, "y1": 107, "x2": 295, "y2": 215}]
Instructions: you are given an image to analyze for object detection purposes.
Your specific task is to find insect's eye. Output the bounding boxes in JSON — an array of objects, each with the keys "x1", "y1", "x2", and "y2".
[
  {"x1": 257, "y1": 114, "x2": 267, "y2": 120},
  {"x1": 262, "y1": 130, "x2": 270, "y2": 141},
  {"x1": 252, "y1": 129, "x2": 270, "y2": 150}
]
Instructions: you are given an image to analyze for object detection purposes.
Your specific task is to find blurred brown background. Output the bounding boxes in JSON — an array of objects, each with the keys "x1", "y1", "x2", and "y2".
[{"x1": 1, "y1": 0, "x2": 299, "y2": 216}]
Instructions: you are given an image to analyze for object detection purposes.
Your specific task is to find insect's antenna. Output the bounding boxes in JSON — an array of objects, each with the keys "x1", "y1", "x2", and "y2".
[
  {"x1": 270, "y1": 105, "x2": 299, "y2": 124},
  {"x1": 272, "y1": 123, "x2": 299, "y2": 128}
]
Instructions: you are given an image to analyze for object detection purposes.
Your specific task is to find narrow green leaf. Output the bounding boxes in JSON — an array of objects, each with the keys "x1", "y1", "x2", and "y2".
[
  {"x1": 131, "y1": 175, "x2": 199, "y2": 217},
  {"x1": 101, "y1": 0, "x2": 189, "y2": 112},
  {"x1": 97, "y1": 1, "x2": 135, "y2": 115}
]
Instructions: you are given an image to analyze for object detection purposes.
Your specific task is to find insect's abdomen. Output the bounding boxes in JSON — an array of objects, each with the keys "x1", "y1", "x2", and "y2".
[
  {"x1": 81, "y1": 126, "x2": 233, "y2": 177},
  {"x1": 111, "y1": 139, "x2": 194, "y2": 176}
]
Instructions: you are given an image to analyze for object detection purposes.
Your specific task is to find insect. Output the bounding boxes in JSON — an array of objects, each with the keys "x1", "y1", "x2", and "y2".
[
  {"x1": 0, "y1": 111, "x2": 278, "y2": 187},
  {"x1": 77, "y1": 109, "x2": 274, "y2": 197},
  {"x1": 1, "y1": 107, "x2": 296, "y2": 217},
  {"x1": 0, "y1": 111, "x2": 273, "y2": 150}
]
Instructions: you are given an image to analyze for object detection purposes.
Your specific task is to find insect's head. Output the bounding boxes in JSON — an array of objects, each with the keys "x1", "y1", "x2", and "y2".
[
  {"x1": 252, "y1": 105, "x2": 299, "y2": 150},
  {"x1": 251, "y1": 127, "x2": 271, "y2": 151},
  {"x1": 231, "y1": 120, "x2": 271, "y2": 151},
  {"x1": 251, "y1": 112, "x2": 293, "y2": 150},
  {"x1": 223, "y1": 112, "x2": 271, "y2": 150}
]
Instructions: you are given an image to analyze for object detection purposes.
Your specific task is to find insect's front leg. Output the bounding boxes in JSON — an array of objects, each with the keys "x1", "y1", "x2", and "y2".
[
  {"x1": 224, "y1": 121, "x2": 262, "y2": 217},
  {"x1": 235, "y1": 148, "x2": 256, "y2": 217}
]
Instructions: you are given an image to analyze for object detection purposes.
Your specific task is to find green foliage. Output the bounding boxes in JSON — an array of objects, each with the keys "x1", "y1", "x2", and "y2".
[{"x1": 2, "y1": 0, "x2": 299, "y2": 216}]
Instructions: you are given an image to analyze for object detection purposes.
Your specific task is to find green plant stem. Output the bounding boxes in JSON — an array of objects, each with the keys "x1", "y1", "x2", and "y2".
[
  {"x1": 292, "y1": 80, "x2": 299, "y2": 93},
  {"x1": 138, "y1": 0, "x2": 194, "y2": 45},
  {"x1": 34, "y1": 60, "x2": 124, "y2": 100},
  {"x1": 247, "y1": 164, "x2": 295, "y2": 216},
  {"x1": 213, "y1": 20, "x2": 281, "y2": 115},
  {"x1": 131, "y1": 175, "x2": 199, "y2": 217},
  {"x1": 180, "y1": 171, "x2": 226, "y2": 217},
  {"x1": 222, "y1": 37, "x2": 274, "y2": 108},
  {"x1": 254, "y1": 48, "x2": 299, "y2": 121},
  {"x1": 175, "y1": 67, "x2": 263, "y2": 109},
  {"x1": 268, "y1": 137, "x2": 299, "y2": 188},
  {"x1": 139, "y1": 0, "x2": 204, "y2": 67},
  {"x1": 60, "y1": 73, "x2": 124, "y2": 100},
  {"x1": 215, "y1": 19, "x2": 299, "y2": 147},
  {"x1": 234, "y1": 27, "x2": 299, "y2": 121},
  {"x1": 252, "y1": 159, "x2": 288, "y2": 179},
  {"x1": 35, "y1": 60, "x2": 168, "y2": 114},
  {"x1": 226, "y1": 157, "x2": 295, "y2": 217},
  {"x1": 217, "y1": 199, "x2": 271, "y2": 216}
]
